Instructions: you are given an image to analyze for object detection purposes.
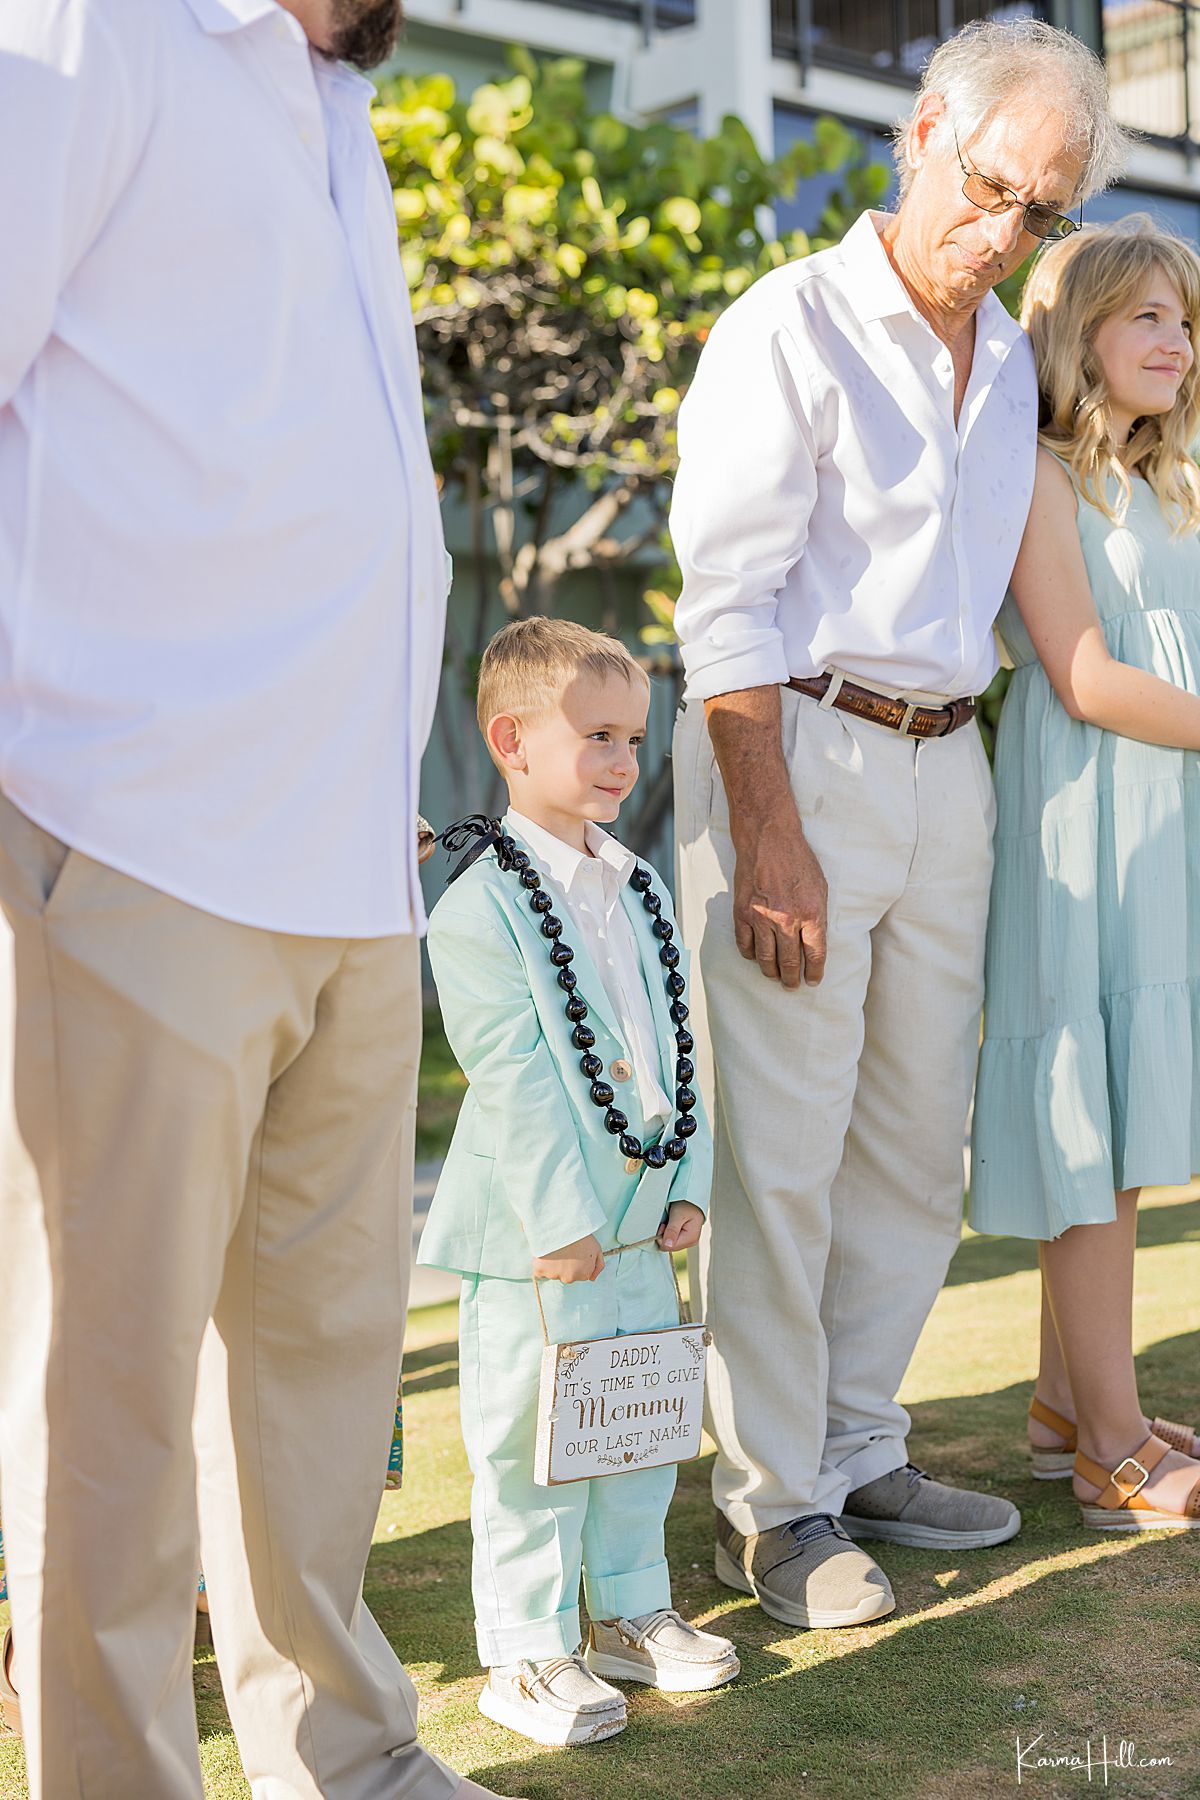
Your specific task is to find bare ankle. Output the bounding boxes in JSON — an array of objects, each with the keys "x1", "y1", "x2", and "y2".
[{"x1": 1076, "y1": 1418, "x2": 1150, "y2": 1469}]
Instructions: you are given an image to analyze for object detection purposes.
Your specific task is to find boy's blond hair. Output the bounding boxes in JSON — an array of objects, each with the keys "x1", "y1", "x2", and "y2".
[{"x1": 476, "y1": 618, "x2": 648, "y2": 748}]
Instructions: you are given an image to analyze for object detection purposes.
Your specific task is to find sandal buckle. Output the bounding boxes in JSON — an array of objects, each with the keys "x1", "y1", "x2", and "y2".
[{"x1": 1111, "y1": 1456, "x2": 1149, "y2": 1499}]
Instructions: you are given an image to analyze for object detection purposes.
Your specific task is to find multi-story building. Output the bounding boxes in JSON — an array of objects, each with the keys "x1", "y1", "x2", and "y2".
[{"x1": 396, "y1": 2, "x2": 1200, "y2": 235}]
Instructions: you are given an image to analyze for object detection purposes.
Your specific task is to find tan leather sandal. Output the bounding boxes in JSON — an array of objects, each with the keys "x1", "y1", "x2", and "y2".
[
  {"x1": 1149, "y1": 1414, "x2": 1200, "y2": 1456},
  {"x1": 1075, "y1": 1434, "x2": 1200, "y2": 1530},
  {"x1": 1029, "y1": 1397, "x2": 1199, "y2": 1480},
  {"x1": 0, "y1": 1627, "x2": 20, "y2": 1737},
  {"x1": 1029, "y1": 1397, "x2": 1078, "y2": 1479}
]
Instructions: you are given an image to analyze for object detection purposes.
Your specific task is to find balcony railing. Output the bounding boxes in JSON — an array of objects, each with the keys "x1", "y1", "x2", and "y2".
[
  {"x1": 1103, "y1": 0, "x2": 1200, "y2": 148},
  {"x1": 772, "y1": 1, "x2": 1050, "y2": 79},
  {"x1": 530, "y1": 0, "x2": 696, "y2": 27}
]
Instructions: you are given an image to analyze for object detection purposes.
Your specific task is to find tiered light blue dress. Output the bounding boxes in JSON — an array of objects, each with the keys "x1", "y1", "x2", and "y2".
[{"x1": 971, "y1": 465, "x2": 1200, "y2": 1240}]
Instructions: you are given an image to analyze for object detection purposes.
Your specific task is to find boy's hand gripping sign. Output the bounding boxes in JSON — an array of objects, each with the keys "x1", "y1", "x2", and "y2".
[{"x1": 532, "y1": 1243, "x2": 710, "y2": 1487}]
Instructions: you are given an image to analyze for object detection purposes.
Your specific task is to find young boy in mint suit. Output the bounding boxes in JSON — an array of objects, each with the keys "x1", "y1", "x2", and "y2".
[{"x1": 419, "y1": 618, "x2": 738, "y2": 1748}]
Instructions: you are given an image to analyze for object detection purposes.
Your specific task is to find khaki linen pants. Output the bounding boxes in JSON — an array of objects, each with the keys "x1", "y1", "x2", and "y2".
[
  {"x1": 674, "y1": 688, "x2": 995, "y2": 1534},
  {"x1": 0, "y1": 795, "x2": 457, "y2": 1800}
]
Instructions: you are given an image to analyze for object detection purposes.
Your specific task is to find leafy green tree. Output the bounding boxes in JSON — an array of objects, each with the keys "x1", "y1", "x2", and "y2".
[{"x1": 374, "y1": 55, "x2": 889, "y2": 828}]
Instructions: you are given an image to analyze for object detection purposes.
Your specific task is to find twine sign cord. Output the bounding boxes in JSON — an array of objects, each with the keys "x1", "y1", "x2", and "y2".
[{"x1": 532, "y1": 1238, "x2": 691, "y2": 1346}]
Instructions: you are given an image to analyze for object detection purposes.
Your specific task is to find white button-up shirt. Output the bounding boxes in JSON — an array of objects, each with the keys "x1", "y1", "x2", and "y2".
[
  {"x1": 0, "y1": 0, "x2": 449, "y2": 935},
  {"x1": 670, "y1": 209, "x2": 1037, "y2": 702},
  {"x1": 506, "y1": 812, "x2": 672, "y2": 1130}
]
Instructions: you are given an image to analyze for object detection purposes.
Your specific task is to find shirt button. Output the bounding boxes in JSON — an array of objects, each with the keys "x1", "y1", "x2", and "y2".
[
  {"x1": 610, "y1": 1059, "x2": 633, "y2": 1082},
  {"x1": 624, "y1": 1156, "x2": 642, "y2": 1175}
]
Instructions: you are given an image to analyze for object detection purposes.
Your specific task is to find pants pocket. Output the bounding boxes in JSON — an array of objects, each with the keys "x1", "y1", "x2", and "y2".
[{"x1": 0, "y1": 792, "x2": 75, "y2": 915}]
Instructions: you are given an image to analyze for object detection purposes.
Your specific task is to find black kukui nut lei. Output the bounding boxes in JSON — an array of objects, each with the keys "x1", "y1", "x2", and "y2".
[
  {"x1": 435, "y1": 814, "x2": 695, "y2": 1171},
  {"x1": 496, "y1": 825, "x2": 692, "y2": 1170}
]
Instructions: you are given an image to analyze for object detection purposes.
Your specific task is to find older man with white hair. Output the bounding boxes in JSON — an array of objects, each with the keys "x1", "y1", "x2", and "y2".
[{"x1": 671, "y1": 20, "x2": 1127, "y2": 1628}]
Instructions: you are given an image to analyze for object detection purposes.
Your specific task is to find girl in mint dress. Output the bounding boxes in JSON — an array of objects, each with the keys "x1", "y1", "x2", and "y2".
[{"x1": 971, "y1": 218, "x2": 1200, "y2": 1529}]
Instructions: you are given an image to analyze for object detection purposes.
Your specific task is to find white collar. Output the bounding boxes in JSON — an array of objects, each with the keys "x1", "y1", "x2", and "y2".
[
  {"x1": 841, "y1": 210, "x2": 918, "y2": 325},
  {"x1": 844, "y1": 208, "x2": 1023, "y2": 355},
  {"x1": 179, "y1": 0, "x2": 290, "y2": 35},
  {"x1": 178, "y1": 0, "x2": 376, "y2": 96},
  {"x1": 504, "y1": 810, "x2": 637, "y2": 899}
]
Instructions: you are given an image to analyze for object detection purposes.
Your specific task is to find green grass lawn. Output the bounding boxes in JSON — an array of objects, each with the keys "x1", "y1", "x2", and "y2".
[
  {"x1": 3, "y1": 1189, "x2": 1199, "y2": 1799},
  {"x1": 416, "y1": 999, "x2": 465, "y2": 1161}
]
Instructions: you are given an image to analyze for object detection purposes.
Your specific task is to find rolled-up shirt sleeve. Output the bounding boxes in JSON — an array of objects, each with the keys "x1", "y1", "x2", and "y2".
[
  {"x1": 0, "y1": 1, "x2": 143, "y2": 410},
  {"x1": 669, "y1": 287, "x2": 820, "y2": 700}
]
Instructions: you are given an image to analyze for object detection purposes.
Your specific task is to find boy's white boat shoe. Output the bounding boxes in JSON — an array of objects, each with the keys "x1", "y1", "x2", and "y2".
[
  {"x1": 586, "y1": 1609, "x2": 740, "y2": 1692},
  {"x1": 479, "y1": 1652, "x2": 626, "y2": 1746}
]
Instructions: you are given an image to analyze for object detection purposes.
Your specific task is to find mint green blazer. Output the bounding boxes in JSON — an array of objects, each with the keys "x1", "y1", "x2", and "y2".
[{"x1": 418, "y1": 828, "x2": 711, "y2": 1280}]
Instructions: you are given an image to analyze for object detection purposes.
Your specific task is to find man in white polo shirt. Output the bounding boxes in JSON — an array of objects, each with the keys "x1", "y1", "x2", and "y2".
[
  {"x1": 671, "y1": 21, "x2": 1123, "y2": 1631},
  {"x1": 0, "y1": 4, "x2": 513, "y2": 1798}
]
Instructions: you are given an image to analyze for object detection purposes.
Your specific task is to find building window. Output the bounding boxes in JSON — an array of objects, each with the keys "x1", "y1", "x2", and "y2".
[
  {"x1": 773, "y1": 105, "x2": 898, "y2": 235},
  {"x1": 655, "y1": 97, "x2": 702, "y2": 130},
  {"x1": 1103, "y1": 1, "x2": 1200, "y2": 149},
  {"x1": 773, "y1": 1, "x2": 1049, "y2": 75},
  {"x1": 530, "y1": 0, "x2": 696, "y2": 24},
  {"x1": 1083, "y1": 176, "x2": 1200, "y2": 239}
]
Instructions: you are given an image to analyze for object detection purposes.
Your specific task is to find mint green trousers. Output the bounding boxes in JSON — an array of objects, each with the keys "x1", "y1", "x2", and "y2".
[{"x1": 458, "y1": 1245, "x2": 680, "y2": 1666}]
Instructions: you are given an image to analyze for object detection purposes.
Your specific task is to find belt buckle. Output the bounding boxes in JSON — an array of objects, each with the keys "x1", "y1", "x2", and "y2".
[
  {"x1": 1110, "y1": 1456, "x2": 1149, "y2": 1499},
  {"x1": 897, "y1": 702, "x2": 918, "y2": 737}
]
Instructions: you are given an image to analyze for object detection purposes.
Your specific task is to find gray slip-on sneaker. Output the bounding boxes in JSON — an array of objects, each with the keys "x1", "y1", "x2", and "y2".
[
  {"x1": 714, "y1": 1509, "x2": 895, "y2": 1628},
  {"x1": 840, "y1": 1463, "x2": 1021, "y2": 1550}
]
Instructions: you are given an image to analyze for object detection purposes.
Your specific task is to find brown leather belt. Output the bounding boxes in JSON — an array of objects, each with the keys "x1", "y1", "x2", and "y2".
[{"x1": 785, "y1": 674, "x2": 977, "y2": 740}]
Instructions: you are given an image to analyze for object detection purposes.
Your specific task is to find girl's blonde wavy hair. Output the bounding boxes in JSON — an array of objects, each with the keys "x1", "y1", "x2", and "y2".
[{"x1": 1021, "y1": 215, "x2": 1200, "y2": 535}]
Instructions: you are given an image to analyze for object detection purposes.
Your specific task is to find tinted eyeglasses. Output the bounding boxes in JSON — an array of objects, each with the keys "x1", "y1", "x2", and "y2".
[{"x1": 954, "y1": 129, "x2": 1080, "y2": 243}]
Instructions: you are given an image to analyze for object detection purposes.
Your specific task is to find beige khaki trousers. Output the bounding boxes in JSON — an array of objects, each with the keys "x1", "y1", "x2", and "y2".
[
  {"x1": 674, "y1": 688, "x2": 995, "y2": 1535},
  {"x1": 0, "y1": 795, "x2": 457, "y2": 1800}
]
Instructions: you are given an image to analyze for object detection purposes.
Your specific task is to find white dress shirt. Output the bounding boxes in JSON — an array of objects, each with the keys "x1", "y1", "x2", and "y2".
[
  {"x1": 506, "y1": 811, "x2": 672, "y2": 1130},
  {"x1": 670, "y1": 209, "x2": 1037, "y2": 702},
  {"x1": 0, "y1": 0, "x2": 449, "y2": 935}
]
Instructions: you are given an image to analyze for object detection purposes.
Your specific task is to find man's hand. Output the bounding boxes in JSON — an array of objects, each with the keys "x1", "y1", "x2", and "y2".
[
  {"x1": 532, "y1": 1233, "x2": 605, "y2": 1284},
  {"x1": 705, "y1": 686, "x2": 828, "y2": 989},
  {"x1": 658, "y1": 1201, "x2": 704, "y2": 1252},
  {"x1": 732, "y1": 801, "x2": 827, "y2": 989}
]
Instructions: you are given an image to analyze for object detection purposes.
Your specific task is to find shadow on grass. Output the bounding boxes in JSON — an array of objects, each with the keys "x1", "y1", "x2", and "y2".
[
  {"x1": 366, "y1": 1518, "x2": 480, "y2": 1685},
  {"x1": 462, "y1": 1391, "x2": 1200, "y2": 1799},
  {"x1": 945, "y1": 1197, "x2": 1200, "y2": 1287},
  {"x1": 458, "y1": 1331, "x2": 1200, "y2": 1795},
  {"x1": 190, "y1": 1331, "x2": 1200, "y2": 1799},
  {"x1": 902, "y1": 1328, "x2": 1199, "y2": 1526},
  {"x1": 464, "y1": 1519, "x2": 1200, "y2": 1800},
  {"x1": 402, "y1": 1337, "x2": 460, "y2": 1397},
  {"x1": 375, "y1": 1328, "x2": 1200, "y2": 1669}
]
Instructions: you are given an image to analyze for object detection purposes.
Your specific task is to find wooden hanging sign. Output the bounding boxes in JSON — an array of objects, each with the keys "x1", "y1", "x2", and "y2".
[{"x1": 533, "y1": 1320, "x2": 710, "y2": 1487}]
